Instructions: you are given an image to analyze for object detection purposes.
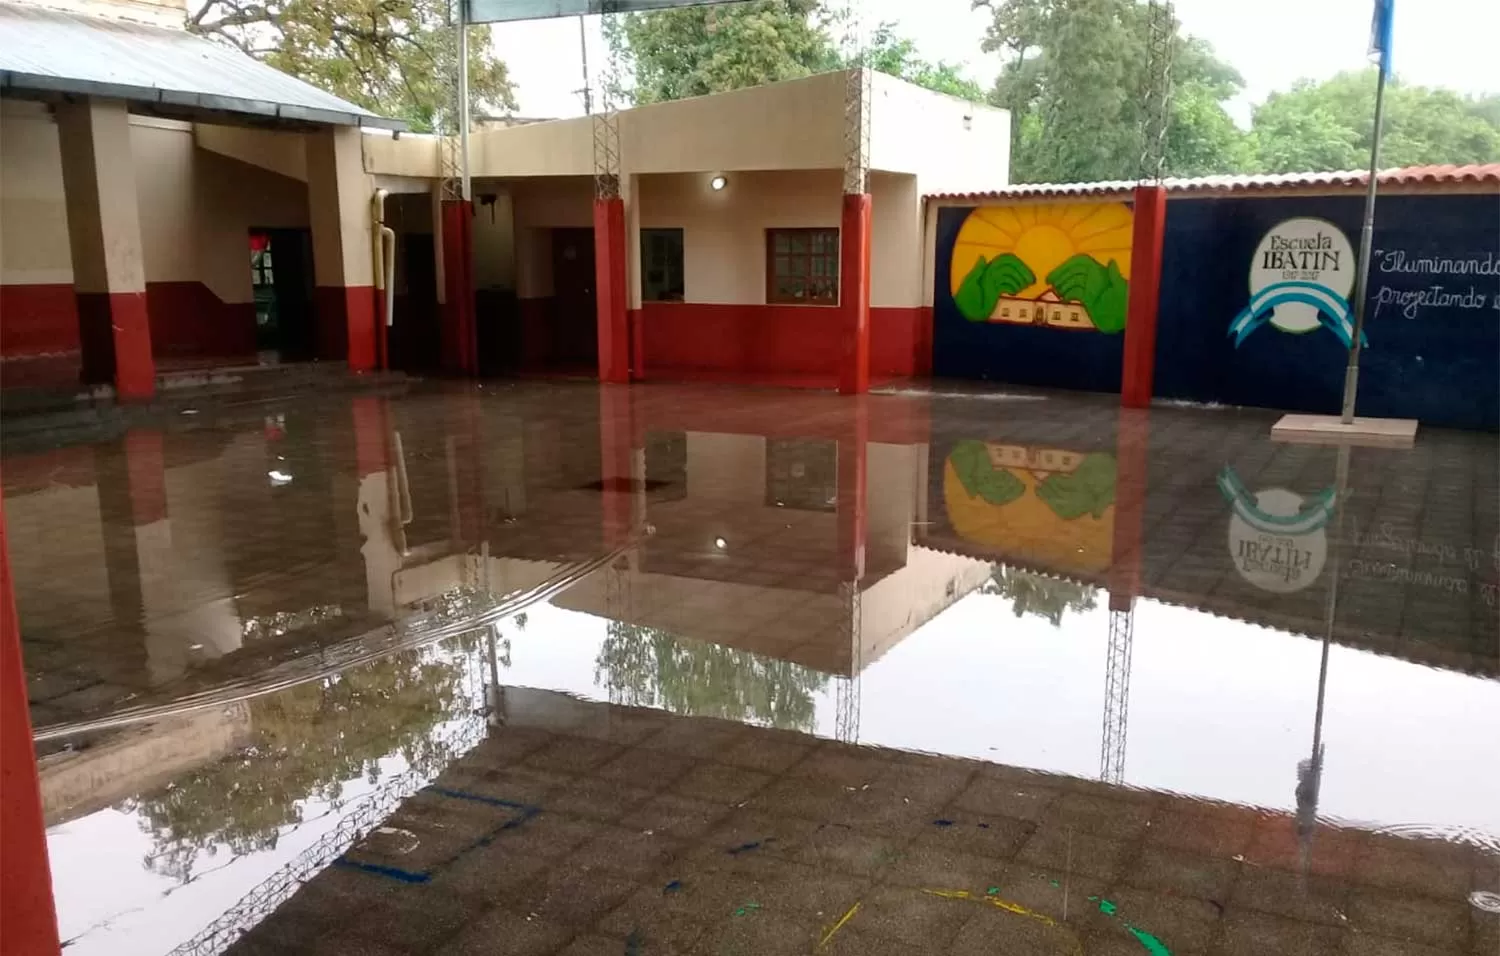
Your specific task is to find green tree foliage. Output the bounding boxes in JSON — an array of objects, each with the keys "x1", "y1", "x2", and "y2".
[
  {"x1": 608, "y1": 3, "x2": 984, "y2": 105},
  {"x1": 980, "y1": 0, "x2": 1249, "y2": 182},
  {"x1": 982, "y1": 565, "x2": 1097, "y2": 626},
  {"x1": 595, "y1": 622, "x2": 828, "y2": 731},
  {"x1": 128, "y1": 648, "x2": 469, "y2": 883},
  {"x1": 1249, "y1": 71, "x2": 1500, "y2": 173},
  {"x1": 861, "y1": 23, "x2": 987, "y2": 102},
  {"x1": 187, "y1": 0, "x2": 515, "y2": 131},
  {"x1": 608, "y1": 0, "x2": 837, "y2": 105}
]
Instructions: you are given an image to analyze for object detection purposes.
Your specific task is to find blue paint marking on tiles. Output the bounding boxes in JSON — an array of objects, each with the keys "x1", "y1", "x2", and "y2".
[
  {"x1": 664, "y1": 880, "x2": 682, "y2": 893},
  {"x1": 341, "y1": 790, "x2": 543, "y2": 884},
  {"x1": 334, "y1": 859, "x2": 431, "y2": 884},
  {"x1": 933, "y1": 819, "x2": 955, "y2": 827},
  {"x1": 728, "y1": 838, "x2": 773, "y2": 855},
  {"x1": 430, "y1": 786, "x2": 533, "y2": 810}
]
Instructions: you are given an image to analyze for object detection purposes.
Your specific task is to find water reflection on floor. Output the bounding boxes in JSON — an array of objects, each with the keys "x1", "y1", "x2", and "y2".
[{"x1": 4, "y1": 380, "x2": 1496, "y2": 955}]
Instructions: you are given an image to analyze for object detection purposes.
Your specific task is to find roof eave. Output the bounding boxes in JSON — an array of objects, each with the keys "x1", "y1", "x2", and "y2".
[{"x1": 0, "y1": 70, "x2": 408, "y2": 131}]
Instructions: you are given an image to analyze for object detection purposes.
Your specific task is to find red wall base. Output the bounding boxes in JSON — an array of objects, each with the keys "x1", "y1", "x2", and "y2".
[
  {"x1": 0, "y1": 285, "x2": 78, "y2": 356},
  {"x1": 314, "y1": 285, "x2": 377, "y2": 369},
  {"x1": 77, "y1": 291, "x2": 154, "y2": 399},
  {"x1": 2, "y1": 282, "x2": 257, "y2": 392},
  {"x1": 635, "y1": 302, "x2": 927, "y2": 385}
]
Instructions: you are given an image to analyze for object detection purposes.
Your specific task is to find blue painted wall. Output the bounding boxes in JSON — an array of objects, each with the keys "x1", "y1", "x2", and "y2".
[
  {"x1": 931, "y1": 206, "x2": 1125, "y2": 393},
  {"x1": 1158, "y1": 194, "x2": 1499, "y2": 431},
  {"x1": 929, "y1": 194, "x2": 1499, "y2": 430}
]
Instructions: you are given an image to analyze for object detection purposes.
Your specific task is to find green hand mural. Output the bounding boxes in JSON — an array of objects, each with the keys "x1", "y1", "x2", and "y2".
[
  {"x1": 949, "y1": 440, "x2": 1026, "y2": 505},
  {"x1": 954, "y1": 254, "x2": 1036, "y2": 322},
  {"x1": 1045, "y1": 255, "x2": 1130, "y2": 333},
  {"x1": 1036, "y1": 453, "x2": 1118, "y2": 520}
]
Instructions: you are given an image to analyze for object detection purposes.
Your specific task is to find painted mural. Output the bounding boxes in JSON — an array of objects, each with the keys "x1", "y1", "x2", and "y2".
[
  {"x1": 1157, "y1": 194, "x2": 1500, "y2": 431},
  {"x1": 938, "y1": 439, "x2": 1116, "y2": 576},
  {"x1": 1219, "y1": 465, "x2": 1336, "y2": 593},
  {"x1": 950, "y1": 202, "x2": 1134, "y2": 333},
  {"x1": 932, "y1": 203, "x2": 1133, "y2": 391}
]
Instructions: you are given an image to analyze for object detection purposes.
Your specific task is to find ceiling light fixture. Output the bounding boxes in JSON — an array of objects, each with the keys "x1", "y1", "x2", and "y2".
[{"x1": 710, "y1": 175, "x2": 728, "y2": 191}]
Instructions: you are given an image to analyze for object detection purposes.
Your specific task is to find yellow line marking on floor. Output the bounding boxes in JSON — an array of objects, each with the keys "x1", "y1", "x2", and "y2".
[{"x1": 816, "y1": 901, "x2": 861, "y2": 950}]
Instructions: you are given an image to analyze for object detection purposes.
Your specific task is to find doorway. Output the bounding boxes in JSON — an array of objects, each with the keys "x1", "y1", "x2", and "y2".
[
  {"x1": 249, "y1": 229, "x2": 316, "y2": 363},
  {"x1": 548, "y1": 228, "x2": 598, "y2": 372}
]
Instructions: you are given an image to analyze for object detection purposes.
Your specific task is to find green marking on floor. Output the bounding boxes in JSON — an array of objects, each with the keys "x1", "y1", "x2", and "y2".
[
  {"x1": 1097, "y1": 898, "x2": 1118, "y2": 915},
  {"x1": 1128, "y1": 925, "x2": 1171, "y2": 955}
]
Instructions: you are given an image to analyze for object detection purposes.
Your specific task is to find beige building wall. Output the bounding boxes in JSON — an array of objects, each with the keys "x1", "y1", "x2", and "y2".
[
  {"x1": 638, "y1": 169, "x2": 842, "y2": 306},
  {"x1": 0, "y1": 100, "x2": 72, "y2": 286},
  {"x1": 1, "y1": 103, "x2": 310, "y2": 307},
  {"x1": 869, "y1": 71, "x2": 1011, "y2": 194},
  {"x1": 510, "y1": 176, "x2": 593, "y2": 299}
]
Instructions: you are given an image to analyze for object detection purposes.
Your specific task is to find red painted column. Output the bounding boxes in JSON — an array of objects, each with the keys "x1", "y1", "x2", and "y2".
[
  {"x1": 351, "y1": 396, "x2": 391, "y2": 480},
  {"x1": 0, "y1": 492, "x2": 63, "y2": 956},
  {"x1": 441, "y1": 200, "x2": 477, "y2": 376},
  {"x1": 594, "y1": 198, "x2": 630, "y2": 385},
  {"x1": 56, "y1": 98, "x2": 154, "y2": 400},
  {"x1": 1108, "y1": 407, "x2": 1151, "y2": 610},
  {"x1": 838, "y1": 194, "x2": 873, "y2": 396},
  {"x1": 1122, "y1": 184, "x2": 1168, "y2": 409}
]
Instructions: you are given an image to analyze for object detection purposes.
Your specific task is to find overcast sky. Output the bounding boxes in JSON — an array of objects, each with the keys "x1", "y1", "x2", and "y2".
[{"x1": 489, "y1": 0, "x2": 1500, "y2": 124}]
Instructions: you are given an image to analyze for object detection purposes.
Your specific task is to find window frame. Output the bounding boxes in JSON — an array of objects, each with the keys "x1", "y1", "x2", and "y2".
[
  {"x1": 640, "y1": 227, "x2": 685, "y2": 303},
  {"x1": 764, "y1": 227, "x2": 840, "y2": 306}
]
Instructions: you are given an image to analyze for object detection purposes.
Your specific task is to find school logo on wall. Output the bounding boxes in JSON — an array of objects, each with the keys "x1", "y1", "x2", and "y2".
[
  {"x1": 1228, "y1": 217, "x2": 1365, "y2": 349},
  {"x1": 1219, "y1": 466, "x2": 1335, "y2": 593},
  {"x1": 950, "y1": 202, "x2": 1134, "y2": 333}
]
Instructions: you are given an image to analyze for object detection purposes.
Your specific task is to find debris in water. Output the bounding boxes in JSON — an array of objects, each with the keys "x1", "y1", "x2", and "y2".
[
  {"x1": 663, "y1": 880, "x2": 682, "y2": 894},
  {"x1": 816, "y1": 902, "x2": 861, "y2": 950}
]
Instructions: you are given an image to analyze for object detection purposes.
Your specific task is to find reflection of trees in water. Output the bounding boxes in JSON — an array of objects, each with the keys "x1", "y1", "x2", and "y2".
[
  {"x1": 983, "y1": 565, "x2": 1097, "y2": 627},
  {"x1": 128, "y1": 647, "x2": 470, "y2": 884},
  {"x1": 595, "y1": 623, "x2": 828, "y2": 732}
]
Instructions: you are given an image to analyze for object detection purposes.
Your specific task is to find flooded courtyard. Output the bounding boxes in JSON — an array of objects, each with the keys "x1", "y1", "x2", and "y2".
[{"x1": 5, "y1": 380, "x2": 1497, "y2": 955}]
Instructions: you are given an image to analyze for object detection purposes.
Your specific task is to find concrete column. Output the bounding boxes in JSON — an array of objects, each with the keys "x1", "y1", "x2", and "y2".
[
  {"x1": 56, "y1": 98, "x2": 154, "y2": 399},
  {"x1": 838, "y1": 194, "x2": 873, "y2": 395},
  {"x1": 307, "y1": 127, "x2": 377, "y2": 370},
  {"x1": 1122, "y1": 184, "x2": 1168, "y2": 409},
  {"x1": 593, "y1": 195, "x2": 629, "y2": 385},
  {"x1": 0, "y1": 493, "x2": 63, "y2": 956},
  {"x1": 440, "y1": 199, "x2": 477, "y2": 375}
]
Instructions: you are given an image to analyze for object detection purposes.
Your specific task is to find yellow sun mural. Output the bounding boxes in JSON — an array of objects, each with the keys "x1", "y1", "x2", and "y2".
[{"x1": 949, "y1": 202, "x2": 1135, "y2": 333}]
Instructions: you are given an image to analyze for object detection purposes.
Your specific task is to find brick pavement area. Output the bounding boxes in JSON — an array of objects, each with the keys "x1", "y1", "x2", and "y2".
[{"x1": 227, "y1": 690, "x2": 1499, "y2": 956}]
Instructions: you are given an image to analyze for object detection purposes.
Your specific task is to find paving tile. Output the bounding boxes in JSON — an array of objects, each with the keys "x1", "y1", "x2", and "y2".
[
  {"x1": 1016, "y1": 825, "x2": 1136, "y2": 883},
  {"x1": 1147, "y1": 806, "x2": 1258, "y2": 859},
  {"x1": 512, "y1": 867, "x2": 641, "y2": 928},
  {"x1": 910, "y1": 813, "x2": 1034, "y2": 862},
  {"x1": 617, "y1": 792, "x2": 732, "y2": 842},
  {"x1": 341, "y1": 886, "x2": 490, "y2": 954},
  {"x1": 1212, "y1": 907, "x2": 1346, "y2": 956},
  {"x1": 434, "y1": 907, "x2": 573, "y2": 956},
  {"x1": 1342, "y1": 935, "x2": 1464, "y2": 956},
  {"x1": 669, "y1": 761, "x2": 772, "y2": 805},
  {"x1": 1041, "y1": 790, "x2": 1157, "y2": 840},
  {"x1": 593, "y1": 746, "x2": 699, "y2": 793},
  {"x1": 564, "y1": 822, "x2": 688, "y2": 881},
  {"x1": 1346, "y1": 888, "x2": 1471, "y2": 950},
  {"x1": 1351, "y1": 839, "x2": 1473, "y2": 902},
  {"x1": 520, "y1": 736, "x2": 626, "y2": 776},
  {"x1": 1124, "y1": 845, "x2": 1239, "y2": 902},
  {"x1": 716, "y1": 730, "x2": 815, "y2": 774},
  {"x1": 1089, "y1": 884, "x2": 1225, "y2": 954},
  {"x1": 951, "y1": 775, "x2": 1062, "y2": 823}
]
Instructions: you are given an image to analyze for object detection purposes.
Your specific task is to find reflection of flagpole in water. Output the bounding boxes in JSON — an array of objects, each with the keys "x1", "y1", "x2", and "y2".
[{"x1": 1298, "y1": 443, "x2": 1352, "y2": 871}]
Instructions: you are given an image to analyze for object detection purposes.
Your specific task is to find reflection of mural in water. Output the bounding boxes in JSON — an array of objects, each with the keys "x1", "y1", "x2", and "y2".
[
  {"x1": 128, "y1": 645, "x2": 472, "y2": 883},
  {"x1": 944, "y1": 440, "x2": 1116, "y2": 575},
  {"x1": 594, "y1": 623, "x2": 829, "y2": 732},
  {"x1": 982, "y1": 565, "x2": 1098, "y2": 626},
  {"x1": 950, "y1": 202, "x2": 1134, "y2": 333},
  {"x1": 1219, "y1": 466, "x2": 1334, "y2": 593}
]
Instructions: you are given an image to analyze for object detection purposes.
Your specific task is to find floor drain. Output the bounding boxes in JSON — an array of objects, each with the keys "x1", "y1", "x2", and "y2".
[{"x1": 1471, "y1": 891, "x2": 1500, "y2": 914}]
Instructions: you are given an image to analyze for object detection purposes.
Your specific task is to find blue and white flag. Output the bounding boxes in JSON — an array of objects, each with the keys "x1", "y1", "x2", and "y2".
[{"x1": 1370, "y1": 0, "x2": 1394, "y2": 77}]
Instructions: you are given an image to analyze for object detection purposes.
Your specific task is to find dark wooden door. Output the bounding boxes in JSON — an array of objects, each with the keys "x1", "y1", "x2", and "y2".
[
  {"x1": 265, "y1": 229, "x2": 315, "y2": 362},
  {"x1": 550, "y1": 228, "x2": 598, "y2": 368}
]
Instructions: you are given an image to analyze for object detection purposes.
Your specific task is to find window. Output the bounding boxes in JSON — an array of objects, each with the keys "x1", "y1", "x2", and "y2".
[
  {"x1": 766, "y1": 228, "x2": 839, "y2": 304},
  {"x1": 641, "y1": 228, "x2": 685, "y2": 302}
]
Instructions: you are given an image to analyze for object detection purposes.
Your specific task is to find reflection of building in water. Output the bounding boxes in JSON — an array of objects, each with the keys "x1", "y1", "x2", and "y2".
[
  {"x1": 38, "y1": 705, "x2": 252, "y2": 826},
  {"x1": 992, "y1": 289, "x2": 1092, "y2": 329}
]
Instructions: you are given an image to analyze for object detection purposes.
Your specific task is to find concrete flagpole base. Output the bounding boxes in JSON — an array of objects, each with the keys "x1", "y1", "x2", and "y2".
[{"x1": 1271, "y1": 413, "x2": 1418, "y2": 448}]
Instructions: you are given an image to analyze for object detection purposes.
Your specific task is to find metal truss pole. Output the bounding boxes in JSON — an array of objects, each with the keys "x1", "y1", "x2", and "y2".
[
  {"x1": 1100, "y1": 605, "x2": 1134, "y2": 784},
  {"x1": 592, "y1": 1, "x2": 622, "y2": 200},
  {"x1": 840, "y1": 0, "x2": 870, "y2": 196}
]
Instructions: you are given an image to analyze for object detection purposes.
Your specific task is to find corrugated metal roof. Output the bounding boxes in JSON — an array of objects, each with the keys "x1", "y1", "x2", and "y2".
[
  {"x1": 0, "y1": 2, "x2": 403, "y2": 129},
  {"x1": 927, "y1": 163, "x2": 1500, "y2": 202}
]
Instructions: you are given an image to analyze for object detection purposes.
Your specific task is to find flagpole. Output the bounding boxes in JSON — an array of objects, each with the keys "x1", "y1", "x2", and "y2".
[{"x1": 1340, "y1": 8, "x2": 1392, "y2": 424}]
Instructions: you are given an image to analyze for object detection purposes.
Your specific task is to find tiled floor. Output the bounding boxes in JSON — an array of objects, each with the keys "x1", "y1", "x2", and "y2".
[
  {"x1": 221, "y1": 691, "x2": 1497, "y2": 956},
  {"x1": 3, "y1": 378, "x2": 1496, "y2": 955}
]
